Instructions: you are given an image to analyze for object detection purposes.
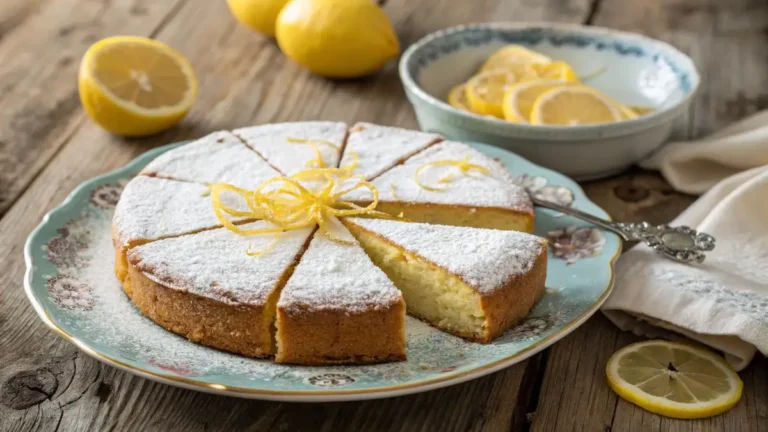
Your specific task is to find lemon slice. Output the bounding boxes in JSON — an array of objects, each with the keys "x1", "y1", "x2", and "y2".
[
  {"x1": 502, "y1": 80, "x2": 569, "y2": 122},
  {"x1": 447, "y1": 83, "x2": 472, "y2": 112},
  {"x1": 525, "y1": 61, "x2": 579, "y2": 82},
  {"x1": 480, "y1": 44, "x2": 551, "y2": 71},
  {"x1": 530, "y1": 85, "x2": 622, "y2": 125},
  {"x1": 465, "y1": 69, "x2": 518, "y2": 118},
  {"x1": 618, "y1": 104, "x2": 639, "y2": 120},
  {"x1": 607, "y1": 340, "x2": 743, "y2": 419},
  {"x1": 79, "y1": 36, "x2": 198, "y2": 137}
]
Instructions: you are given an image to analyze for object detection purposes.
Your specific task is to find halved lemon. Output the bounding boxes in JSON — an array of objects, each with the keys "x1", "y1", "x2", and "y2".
[
  {"x1": 447, "y1": 83, "x2": 472, "y2": 112},
  {"x1": 79, "y1": 36, "x2": 198, "y2": 137},
  {"x1": 530, "y1": 85, "x2": 622, "y2": 125},
  {"x1": 465, "y1": 69, "x2": 519, "y2": 118},
  {"x1": 480, "y1": 44, "x2": 551, "y2": 71},
  {"x1": 502, "y1": 80, "x2": 568, "y2": 122},
  {"x1": 606, "y1": 340, "x2": 743, "y2": 419}
]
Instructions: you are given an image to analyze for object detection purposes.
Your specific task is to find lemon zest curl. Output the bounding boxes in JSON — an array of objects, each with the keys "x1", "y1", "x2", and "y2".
[{"x1": 413, "y1": 155, "x2": 490, "y2": 192}]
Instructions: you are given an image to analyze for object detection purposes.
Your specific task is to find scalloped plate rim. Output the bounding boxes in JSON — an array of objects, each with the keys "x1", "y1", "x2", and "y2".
[{"x1": 24, "y1": 140, "x2": 621, "y2": 402}]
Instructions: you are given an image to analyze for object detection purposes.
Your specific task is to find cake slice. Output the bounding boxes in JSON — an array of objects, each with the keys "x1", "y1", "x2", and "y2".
[
  {"x1": 124, "y1": 222, "x2": 314, "y2": 357},
  {"x1": 113, "y1": 176, "x2": 249, "y2": 282},
  {"x1": 234, "y1": 121, "x2": 348, "y2": 176},
  {"x1": 343, "y1": 217, "x2": 547, "y2": 342},
  {"x1": 140, "y1": 131, "x2": 281, "y2": 190},
  {"x1": 345, "y1": 141, "x2": 535, "y2": 232},
  {"x1": 276, "y1": 229, "x2": 406, "y2": 364},
  {"x1": 338, "y1": 122, "x2": 442, "y2": 180}
]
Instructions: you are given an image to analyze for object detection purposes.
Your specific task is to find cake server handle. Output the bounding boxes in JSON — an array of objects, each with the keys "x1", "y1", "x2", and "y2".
[{"x1": 531, "y1": 195, "x2": 716, "y2": 264}]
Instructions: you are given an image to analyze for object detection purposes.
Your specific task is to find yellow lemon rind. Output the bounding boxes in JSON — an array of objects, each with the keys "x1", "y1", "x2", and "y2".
[{"x1": 605, "y1": 340, "x2": 743, "y2": 420}]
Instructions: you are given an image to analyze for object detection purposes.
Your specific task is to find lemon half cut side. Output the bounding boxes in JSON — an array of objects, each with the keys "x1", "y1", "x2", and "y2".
[{"x1": 79, "y1": 36, "x2": 198, "y2": 137}]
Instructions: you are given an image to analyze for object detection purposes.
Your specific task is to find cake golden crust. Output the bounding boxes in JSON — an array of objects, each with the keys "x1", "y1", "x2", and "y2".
[
  {"x1": 275, "y1": 302, "x2": 407, "y2": 365},
  {"x1": 372, "y1": 201, "x2": 535, "y2": 233}
]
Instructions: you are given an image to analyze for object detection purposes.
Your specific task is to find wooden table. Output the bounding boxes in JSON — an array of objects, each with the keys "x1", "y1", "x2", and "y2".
[{"x1": 1, "y1": 0, "x2": 766, "y2": 430}]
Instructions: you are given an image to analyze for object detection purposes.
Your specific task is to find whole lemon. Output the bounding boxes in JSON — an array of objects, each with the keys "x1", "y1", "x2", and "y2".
[
  {"x1": 275, "y1": 0, "x2": 400, "y2": 78},
  {"x1": 227, "y1": 0, "x2": 291, "y2": 37}
]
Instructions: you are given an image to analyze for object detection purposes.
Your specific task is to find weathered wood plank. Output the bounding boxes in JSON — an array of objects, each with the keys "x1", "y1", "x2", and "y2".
[
  {"x1": 0, "y1": 0, "x2": 186, "y2": 217},
  {"x1": 530, "y1": 0, "x2": 768, "y2": 430},
  {"x1": 0, "y1": 0, "x2": 600, "y2": 430}
]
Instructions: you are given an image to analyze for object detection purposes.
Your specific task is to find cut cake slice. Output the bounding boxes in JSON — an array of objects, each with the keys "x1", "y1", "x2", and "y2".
[
  {"x1": 345, "y1": 141, "x2": 535, "y2": 232},
  {"x1": 124, "y1": 221, "x2": 314, "y2": 357},
  {"x1": 338, "y1": 122, "x2": 442, "y2": 180},
  {"x1": 234, "y1": 121, "x2": 348, "y2": 176},
  {"x1": 140, "y1": 131, "x2": 281, "y2": 190},
  {"x1": 112, "y1": 176, "x2": 249, "y2": 282},
  {"x1": 276, "y1": 229, "x2": 406, "y2": 364},
  {"x1": 343, "y1": 217, "x2": 547, "y2": 342}
]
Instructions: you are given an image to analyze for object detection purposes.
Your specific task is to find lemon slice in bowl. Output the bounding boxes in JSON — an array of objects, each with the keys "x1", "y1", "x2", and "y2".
[
  {"x1": 465, "y1": 69, "x2": 519, "y2": 118},
  {"x1": 530, "y1": 85, "x2": 622, "y2": 125},
  {"x1": 480, "y1": 44, "x2": 551, "y2": 71},
  {"x1": 606, "y1": 340, "x2": 743, "y2": 419},
  {"x1": 447, "y1": 83, "x2": 473, "y2": 112},
  {"x1": 502, "y1": 80, "x2": 570, "y2": 122},
  {"x1": 525, "y1": 61, "x2": 579, "y2": 82},
  {"x1": 78, "y1": 36, "x2": 198, "y2": 137}
]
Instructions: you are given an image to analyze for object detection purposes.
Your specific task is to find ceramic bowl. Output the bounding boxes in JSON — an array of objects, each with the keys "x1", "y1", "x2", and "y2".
[{"x1": 399, "y1": 22, "x2": 700, "y2": 180}]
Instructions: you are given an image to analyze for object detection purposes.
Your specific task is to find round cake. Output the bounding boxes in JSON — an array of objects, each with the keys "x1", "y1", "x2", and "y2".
[{"x1": 112, "y1": 122, "x2": 547, "y2": 365}]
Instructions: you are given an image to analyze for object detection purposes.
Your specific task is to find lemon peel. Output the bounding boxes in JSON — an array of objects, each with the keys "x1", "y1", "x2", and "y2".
[
  {"x1": 211, "y1": 166, "x2": 400, "y2": 255},
  {"x1": 286, "y1": 137, "x2": 340, "y2": 168},
  {"x1": 414, "y1": 156, "x2": 491, "y2": 192}
]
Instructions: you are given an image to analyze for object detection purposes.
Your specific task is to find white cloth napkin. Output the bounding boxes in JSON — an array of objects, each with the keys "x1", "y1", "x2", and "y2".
[{"x1": 602, "y1": 110, "x2": 768, "y2": 371}]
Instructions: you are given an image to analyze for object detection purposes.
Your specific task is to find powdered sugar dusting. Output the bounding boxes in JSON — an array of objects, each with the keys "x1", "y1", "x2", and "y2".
[
  {"x1": 129, "y1": 222, "x2": 314, "y2": 306},
  {"x1": 278, "y1": 229, "x2": 403, "y2": 313},
  {"x1": 234, "y1": 122, "x2": 348, "y2": 175},
  {"x1": 346, "y1": 218, "x2": 546, "y2": 294},
  {"x1": 141, "y1": 131, "x2": 281, "y2": 190},
  {"x1": 113, "y1": 177, "x2": 248, "y2": 248},
  {"x1": 344, "y1": 141, "x2": 533, "y2": 212},
  {"x1": 339, "y1": 123, "x2": 442, "y2": 180}
]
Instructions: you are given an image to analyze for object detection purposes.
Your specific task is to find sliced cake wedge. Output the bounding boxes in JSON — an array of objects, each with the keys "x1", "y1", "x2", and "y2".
[
  {"x1": 140, "y1": 130, "x2": 281, "y2": 189},
  {"x1": 338, "y1": 122, "x2": 442, "y2": 180},
  {"x1": 344, "y1": 141, "x2": 534, "y2": 232},
  {"x1": 124, "y1": 222, "x2": 314, "y2": 357},
  {"x1": 112, "y1": 176, "x2": 250, "y2": 282},
  {"x1": 276, "y1": 229, "x2": 406, "y2": 364},
  {"x1": 343, "y1": 217, "x2": 547, "y2": 342},
  {"x1": 234, "y1": 121, "x2": 348, "y2": 175}
]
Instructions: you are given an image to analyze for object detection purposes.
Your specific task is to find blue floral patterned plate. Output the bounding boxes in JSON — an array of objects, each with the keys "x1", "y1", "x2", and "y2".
[{"x1": 24, "y1": 141, "x2": 621, "y2": 402}]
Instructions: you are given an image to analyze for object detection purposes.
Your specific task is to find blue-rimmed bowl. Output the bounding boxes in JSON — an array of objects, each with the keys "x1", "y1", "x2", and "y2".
[{"x1": 399, "y1": 22, "x2": 700, "y2": 180}]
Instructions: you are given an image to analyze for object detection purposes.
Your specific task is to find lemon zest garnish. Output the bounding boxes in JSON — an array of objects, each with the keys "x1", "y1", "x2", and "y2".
[
  {"x1": 210, "y1": 166, "x2": 397, "y2": 255},
  {"x1": 389, "y1": 184, "x2": 400, "y2": 200},
  {"x1": 287, "y1": 137, "x2": 340, "y2": 168},
  {"x1": 414, "y1": 155, "x2": 490, "y2": 192}
]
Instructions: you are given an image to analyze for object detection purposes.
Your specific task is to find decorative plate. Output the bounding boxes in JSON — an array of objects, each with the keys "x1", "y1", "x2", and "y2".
[{"x1": 24, "y1": 141, "x2": 621, "y2": 402}]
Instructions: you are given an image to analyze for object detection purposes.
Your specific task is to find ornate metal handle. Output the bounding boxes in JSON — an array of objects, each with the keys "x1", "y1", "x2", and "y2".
[{"x1": 531, "y1": 196, "x2": 716, "y2": 264}]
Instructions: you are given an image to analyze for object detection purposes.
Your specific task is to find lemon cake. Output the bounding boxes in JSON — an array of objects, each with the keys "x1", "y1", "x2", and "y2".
[
  {"x1": 344, "y1": 217, "x2": 547, "y2": 341},
  {"x1": 234, "y1": 121, "x2": 348, "y2": 175},
  {"x1": 140, "y1": 130, "x2": 281, "y2": 189},
  {"x1": 112, "y1": 121, "x2": 546, "y2": 365},
  {"x1": 344, "y1": 141, "x2": 535, "y2": 232},
  {"x1": 339, "y1": 122, "x2": 442, "y2": 180},
  {"x1": 124, "y1": 222, "x2": 314, "y2": 357},
  {"x1": 276, "y1": 229, "x2": 406, "y2": 364}
]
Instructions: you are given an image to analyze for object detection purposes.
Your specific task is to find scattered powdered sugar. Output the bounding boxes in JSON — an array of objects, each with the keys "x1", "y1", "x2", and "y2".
[
  {"x1": 346, "y1": 217, "x2": 546, "y2": 294},
  {"x1": 278, "y1": 230, "x2": 403, "y2": 313},
  {"x1": 339, "y1": 122, "x2": 442, "y2": 180},
  {"x1": 344, "y1": 141, "x2": 533, "y2": 212},
  {"x1": 129, "y1": 222, "x2": 314, "y2": 306},
  {"x1": 234, "y1": 122, "x2": 348, "y2": 176},
  {"x1": 140, "y1": 131, "x2": 281, "y2": 190},
  {"x1": 113, "y1": 177, "x2": 248, "y2": 248}
]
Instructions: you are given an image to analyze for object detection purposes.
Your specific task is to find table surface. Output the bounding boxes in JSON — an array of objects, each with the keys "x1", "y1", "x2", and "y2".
[{"x1": 1, "y1": 0, "x2": 766, "y2": 431}]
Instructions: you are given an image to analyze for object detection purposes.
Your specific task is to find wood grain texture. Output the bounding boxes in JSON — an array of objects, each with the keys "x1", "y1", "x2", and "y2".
[
  {"x1": 0, "y1": 0, "x2": 186, "y2": 217},
  {"x1": 0, "y1": 0, "x2": 766, "y2": 430}
]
